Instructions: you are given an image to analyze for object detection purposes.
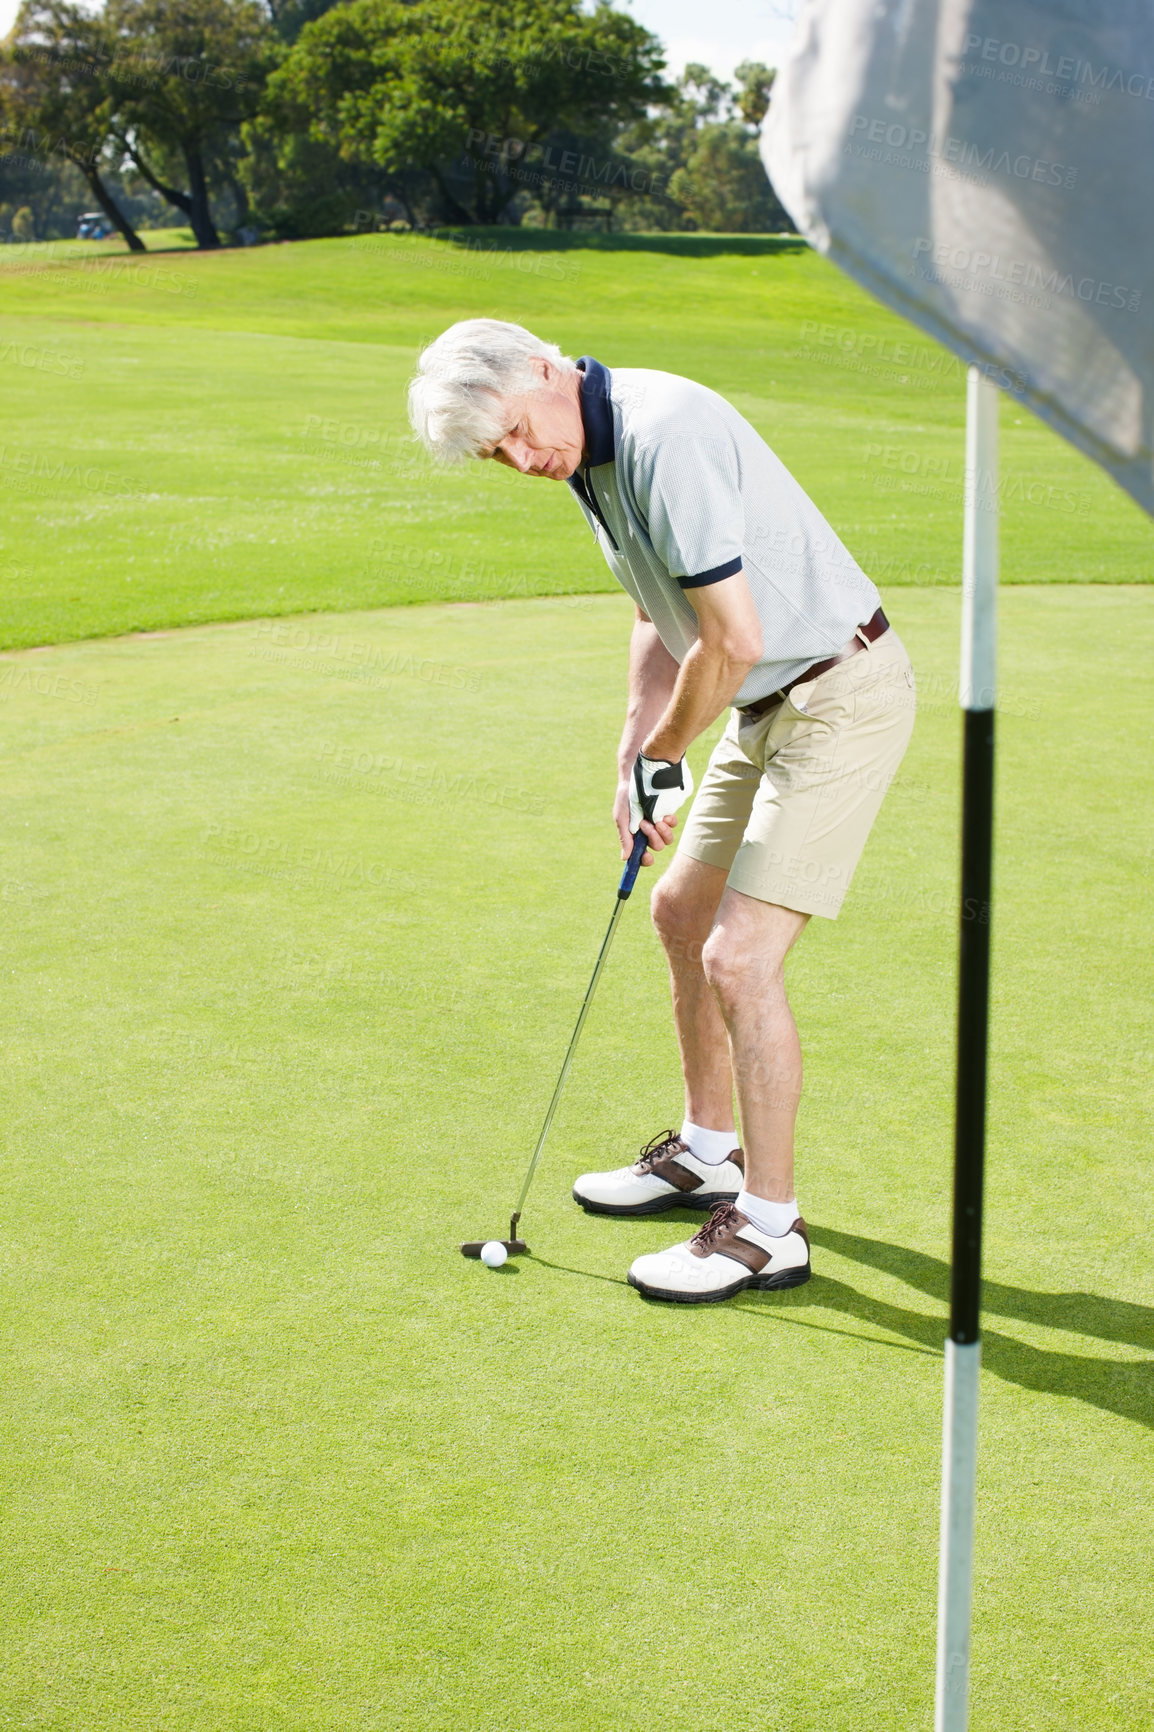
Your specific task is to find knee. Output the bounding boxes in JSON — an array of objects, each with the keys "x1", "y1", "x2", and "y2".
[
  {"x1": 702, "y1": 929, "x2": 780, "y2": 1009},
  {"x1": 651, "y1": 875, "x2": 705, "y2": 958}
]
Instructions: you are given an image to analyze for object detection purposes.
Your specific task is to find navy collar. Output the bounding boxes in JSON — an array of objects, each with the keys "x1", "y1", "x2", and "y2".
[{"x1": 575, "y1": 356, "x2": 615, "y2": 466}]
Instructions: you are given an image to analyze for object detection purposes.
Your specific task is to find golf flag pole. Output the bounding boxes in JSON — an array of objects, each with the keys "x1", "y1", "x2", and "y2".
[
  {"x1": 936, "y1": 366, "x2": 998, "y2": 1732},
  {"x1": 761, "y1": 5, "x2": 1154, "y2": 1720}
]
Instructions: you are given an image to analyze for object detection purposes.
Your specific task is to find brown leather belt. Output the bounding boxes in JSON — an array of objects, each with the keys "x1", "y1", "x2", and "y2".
[{"x1": 738, "y1": 607, "x2": 890, "y2": 718}]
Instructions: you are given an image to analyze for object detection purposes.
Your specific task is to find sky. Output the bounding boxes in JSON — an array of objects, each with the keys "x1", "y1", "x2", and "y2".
[
  {"x1": 0, "y1": 0, "x2": 799, "y2": 82},
  {"x1": 626, "y1": 0, "x2": 798, "y2": 83}
]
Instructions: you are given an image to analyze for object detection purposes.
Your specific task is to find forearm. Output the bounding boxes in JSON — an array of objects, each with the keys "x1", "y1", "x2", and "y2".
[
  {"x1": 617, "y1": 618, "x2": 680, "y2": 779},
  {"x1": 642, "y1": 637, "x2": 755, "y2": 762}
]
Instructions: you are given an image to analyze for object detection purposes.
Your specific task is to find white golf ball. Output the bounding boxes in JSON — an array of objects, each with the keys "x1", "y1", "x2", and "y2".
[{"x1": 480, "y1": 1241, "x2": 508, "y2": 1269}]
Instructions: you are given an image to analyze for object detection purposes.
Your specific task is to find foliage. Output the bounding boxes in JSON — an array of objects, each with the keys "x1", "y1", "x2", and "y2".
[
  {"x1": 264, "y1": 0, "x2": 669, "y2": 226},
  {"x1": 669, "y1": 121, "x2": 791, "y2": 234},
  {"x1": 239, "y1": 114, "x2": 384, "y2": 237},
  {"x1": 103, "y1": 0, "x2": 277, "y2": 247},
  {"x1": 733, "y1": 57, "x2": 775, "y2": 129},
  {"x1": 264, "y1": 0, "x2": 347, "y2": 47},
  {"x1": 616, "y1": 61, "x2": 792, "y2": 234},
  {"x1": 0, "y1": 0, "x2": 146, "y2": 249},
  {"x1": 2, "y1": 5, "x2": 794, "y2": 242}
]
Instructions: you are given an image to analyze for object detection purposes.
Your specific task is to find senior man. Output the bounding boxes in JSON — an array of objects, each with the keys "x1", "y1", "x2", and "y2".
[{"x1": 409, "y1": 319, "x2": 915, "y2": 1304}]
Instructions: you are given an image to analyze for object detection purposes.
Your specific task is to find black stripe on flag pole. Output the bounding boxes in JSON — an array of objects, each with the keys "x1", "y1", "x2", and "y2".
[
  {"x1": 936, "y1": 366, "x2": 997, "y2": 1732},
  {"x1": 951, "y1": 707, "x2": 994, "y2": 1346}
]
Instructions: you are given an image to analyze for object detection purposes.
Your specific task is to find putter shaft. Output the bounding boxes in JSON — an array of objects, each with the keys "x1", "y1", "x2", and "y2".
[
  {"x1": 513, "y1": 892, "x2": 628, "y2": 1218},
  {"x1": 460, "y1": 831, "x2": 648, "y2": 1259}
]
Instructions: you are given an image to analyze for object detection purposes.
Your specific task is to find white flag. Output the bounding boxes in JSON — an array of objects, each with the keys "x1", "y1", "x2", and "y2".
[{"x1": 763, "y1": 0, "x2": 1154, "y2": 518}]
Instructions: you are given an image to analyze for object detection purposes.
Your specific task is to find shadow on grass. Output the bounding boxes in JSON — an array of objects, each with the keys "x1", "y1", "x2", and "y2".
[
  {"x1": 532, "y1": 1257, "x2": 629, "y2": 1288},
  {"x1": 533, "y1": 1253, "x2": 928, "y2": 1357},
  {"x1": 536, "y1": 1224, "x2": 1153, "y2": 1428},
  {"x1": 790, "y1": 1226, "x2": 1154, "y2": 1431},
  {"x1": 430, "y1": 226, "x2": 810, "y2": 260},
  {"x1": 814, "y1": 1224, "x2": 1154, "y2": 1352}
]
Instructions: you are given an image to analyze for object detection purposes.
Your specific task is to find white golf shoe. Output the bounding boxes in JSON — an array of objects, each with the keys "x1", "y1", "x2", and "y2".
[
  {"x1": 628, "y1": 1202, "x2": 811, "y2": 1304},
  {"x1": 572, "y1": 1129, "x2": 744, "y2": 1217}
]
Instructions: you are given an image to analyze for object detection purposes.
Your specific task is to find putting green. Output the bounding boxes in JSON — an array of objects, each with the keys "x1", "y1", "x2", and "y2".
[
  {"x1": 1, "y1": 231, "x2": 1150, "y2": 652},
  {"x1": 1, "y1": 585, "x2": 1150, "y2": 1730}
]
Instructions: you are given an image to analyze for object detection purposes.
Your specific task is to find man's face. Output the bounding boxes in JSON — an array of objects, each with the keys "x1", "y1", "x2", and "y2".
[{"x1": 480, "y1": 358, "x2": 585, "y2": 480}]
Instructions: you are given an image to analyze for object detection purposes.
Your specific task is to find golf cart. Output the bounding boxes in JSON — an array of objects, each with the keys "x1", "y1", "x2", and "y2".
[{"x1": 76, "y1": 212, "x2": 114, "y2": 240}]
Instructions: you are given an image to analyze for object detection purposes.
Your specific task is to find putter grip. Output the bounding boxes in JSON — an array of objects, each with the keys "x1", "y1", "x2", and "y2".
[{"x1": 617, "y1": 828, "x2": 648, "y2": 900}]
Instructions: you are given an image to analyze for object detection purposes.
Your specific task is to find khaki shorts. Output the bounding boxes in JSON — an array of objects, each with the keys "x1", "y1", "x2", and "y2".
[{"x1": 677, "y1": 628, "x2": 916, "y2": 918}]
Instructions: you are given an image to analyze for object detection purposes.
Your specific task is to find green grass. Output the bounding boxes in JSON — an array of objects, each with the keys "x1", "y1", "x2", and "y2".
[
  {"x1": 2, "y1": 223, "x2": 1151, "y2": 1725},
  {"x1": 1, "y1": 229, "x2": 1150, "y2": 650},
  {"x1": 1, "y1": 585, "x2": 1151, "y2": 1730}
]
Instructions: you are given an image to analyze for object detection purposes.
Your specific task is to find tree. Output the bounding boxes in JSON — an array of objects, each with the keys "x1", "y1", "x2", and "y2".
[
  {"x1": 617, "y1": 60, "x2": 793, "y2": 234},
  {"x1": 733, "y1": 59, "x2": 775, "y2": 129},
  {"x1": 240, "y1": 112, "x2": 389, "y2": 237},
  {"x1": 669, "y1": 121, "x2": 791, "y2": 233},
  {"x1": 103, "y1": 0, "x2": 275, "y2": 248},
  {"x1": 264, "y1": 0, "x2": 346, "y2": 47},
  {"x1": 265, "y1": 0, "x2": 669, "y2": 226},
  {"x1": 0, "y1": 0, "x2": 146, "y2": 251},
  {"x1": 611, "y1": 62, "x2": 730, "y2": 231}
]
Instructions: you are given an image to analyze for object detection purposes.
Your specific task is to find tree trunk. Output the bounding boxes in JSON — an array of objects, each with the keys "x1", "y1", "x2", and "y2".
[
  {"x1": 183, "y1": 147, "x2": 220, "y2": 250},
  {"x1": 115, "y1": 134, "x2": 221, "y2": 250},
  {"x1": 479, "y1": 166, "x2": 514, "y2": 224},
  {"x1": 223, "y1": 174, "x2": 250, "y2": 231},
  {"x1": 386, "y1": 177, "x2": 417, "y2": 230},
  {"x1": 430, "y1": 165, "x2": 476, "y2": 226},
  {"x1": 471, "y1": 151, "x2": 517, "y2": 224},
  {"x1": 74, "y1": 160, "x2": 146, "y2": 252},
  {"x1": 116, "y1": 134, "x2": 194, "y2": 223}
]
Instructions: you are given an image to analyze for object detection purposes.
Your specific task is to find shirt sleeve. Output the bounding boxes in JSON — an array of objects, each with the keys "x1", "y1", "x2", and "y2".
[{"x1": 627, "y1": 434, "x2": 745, "y2": 587}]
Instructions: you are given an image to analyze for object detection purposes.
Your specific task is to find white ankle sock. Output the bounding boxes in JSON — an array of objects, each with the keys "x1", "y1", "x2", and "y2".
[
  {"x1": 679, "y1": 1119, "x2": 739, "y2": 1166},
  {"x1": 736, "y1": 1189, "x2": 799, "y2": 1238}
]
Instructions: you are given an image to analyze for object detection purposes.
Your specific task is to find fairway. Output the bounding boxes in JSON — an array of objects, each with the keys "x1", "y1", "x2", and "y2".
[
  {"x1": 2, "y1": 585, "x2": 1150, "y2": 1730},
  {"x1": 1, "y1": 231, "x2": 1151, "y2": 651}
]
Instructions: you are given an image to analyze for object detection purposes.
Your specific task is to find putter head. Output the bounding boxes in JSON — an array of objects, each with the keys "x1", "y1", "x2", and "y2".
[{"x1": 460, "y1": 1210, "x2": 528, "y2": 1258}]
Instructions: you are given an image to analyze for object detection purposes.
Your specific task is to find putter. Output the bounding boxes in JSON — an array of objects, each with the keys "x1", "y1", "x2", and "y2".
[{"x1": 461, "y1": 827, "x2": 649, "y2": 1258}]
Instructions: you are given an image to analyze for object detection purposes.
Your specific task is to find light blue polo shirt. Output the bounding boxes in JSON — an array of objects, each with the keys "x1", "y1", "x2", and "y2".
[{"x1": 567, "y1": 357, "x2": 881, "y2": 704}]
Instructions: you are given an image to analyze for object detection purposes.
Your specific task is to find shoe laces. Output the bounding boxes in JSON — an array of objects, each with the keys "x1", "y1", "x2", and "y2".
[
  {"x1": 690, "y1": 1201, "x2": 740, "y2": 1251},
  {"x1": 635, "y1": 1128, "x2": 684, "y2": 1172}
]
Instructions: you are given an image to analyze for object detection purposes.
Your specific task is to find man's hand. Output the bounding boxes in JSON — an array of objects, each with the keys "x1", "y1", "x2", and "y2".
[
  {"x1": 613, "y1": 780, "x2": 678, "y2": 867},
  {"x1": 630, "y1": 752, "x2": 694, "y2": 832},
  {"x1": 612, "y1": 752, "x2": 694, "y2": 867}
]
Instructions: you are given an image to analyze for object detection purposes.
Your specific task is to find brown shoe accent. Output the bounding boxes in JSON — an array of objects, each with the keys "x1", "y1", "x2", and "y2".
[
  {"x1": 633, "y1": 1130, "x2": 743, "y2": 1193},
  {"x1": 632, "y1": 1130, "x2": 701, "y2": 1192},
  {"x1": 629, "y1": 1204, "x2": 812, "y2": 1304},
  {"x1": 574, "y1": 1129, "x2": 745, "y2": 1218},
  {"x1": 688, "y1": 1203, "x2": 768, "y2": 1270},
  {"x1": 688, "y1": 1204, "x2": 811, "y2": 1275}
]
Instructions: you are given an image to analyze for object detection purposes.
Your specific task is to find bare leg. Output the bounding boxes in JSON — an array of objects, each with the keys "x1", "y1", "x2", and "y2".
[
  {"x1": 701, "y1": 890, "x2": 809, "y2": 1202},
  {"x1": 650, "y1": 855, "x2": 734, "y2": 1130}
]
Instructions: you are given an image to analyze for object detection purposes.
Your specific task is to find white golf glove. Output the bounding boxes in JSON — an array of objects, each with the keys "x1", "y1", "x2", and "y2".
[{"x1": 629, "y1": 752, "x2": 694, "y2": 832}]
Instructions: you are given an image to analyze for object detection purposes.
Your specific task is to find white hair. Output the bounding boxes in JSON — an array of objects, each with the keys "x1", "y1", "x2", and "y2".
[{"x1": 408, "y1": 319, "x2": 576, "y2": 463}]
